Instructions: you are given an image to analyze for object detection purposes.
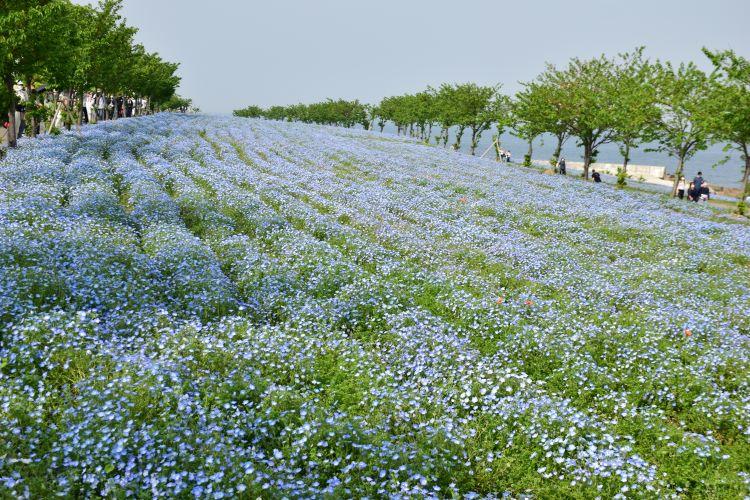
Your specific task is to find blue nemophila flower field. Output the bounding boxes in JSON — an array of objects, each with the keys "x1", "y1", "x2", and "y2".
[{"x1": 1, "y1": 115, "x2": 749, "y2": 498}]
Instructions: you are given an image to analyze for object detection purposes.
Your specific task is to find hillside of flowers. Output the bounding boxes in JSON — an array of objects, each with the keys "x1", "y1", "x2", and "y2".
[{"x1": 1, "y1": 114, "x2": 749, "y2": 498}]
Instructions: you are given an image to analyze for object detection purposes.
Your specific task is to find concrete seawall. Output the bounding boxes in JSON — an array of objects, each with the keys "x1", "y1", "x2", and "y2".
[{"x1": 531, "y1": 159, "x2": 666, "y2": 179}]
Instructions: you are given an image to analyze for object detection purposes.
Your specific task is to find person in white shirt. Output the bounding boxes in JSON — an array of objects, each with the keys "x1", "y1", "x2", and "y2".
[
  {"x1": 676, "y1": 176, "x2": 687, "y2": 199},
  {"x1": 96, "y1": 94, "x2": 106, "y2": 121}
]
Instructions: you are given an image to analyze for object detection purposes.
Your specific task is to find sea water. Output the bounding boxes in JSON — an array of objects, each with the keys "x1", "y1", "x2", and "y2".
[{"x1": 381, "y1": 123, "x2": 745, "y2": 188}]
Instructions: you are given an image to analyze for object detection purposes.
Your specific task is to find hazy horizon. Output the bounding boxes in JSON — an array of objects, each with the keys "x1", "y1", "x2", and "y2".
[{"x1": 70, "y1": 0, "x2": 749, "y2": 114}]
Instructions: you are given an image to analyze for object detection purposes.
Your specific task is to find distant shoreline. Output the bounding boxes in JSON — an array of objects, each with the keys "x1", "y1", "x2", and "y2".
[{"x1": 519, "y1": 158, "x2": 743, "y2": 200}]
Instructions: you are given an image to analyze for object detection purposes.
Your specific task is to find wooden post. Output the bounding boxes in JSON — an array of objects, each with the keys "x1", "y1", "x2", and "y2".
[{"x1": 478, "y1": 138, "x2": 496, "y2": 159}]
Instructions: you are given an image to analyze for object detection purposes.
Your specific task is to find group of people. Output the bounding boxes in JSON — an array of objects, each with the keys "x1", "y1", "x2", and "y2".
[
  {"x1": 555, "y1": 157, "x2": 603, "y2": 182},
  {"x1": 3, "y1": 84, "x2": 150, "y2": 143},
  {"x1": 498, "y1": 148, "x2": 512, "y2": 163},
  {"x1": 677, "y1": 172, "x2": 711, "y2": 202},
  {"x1": 89, "y1": 94, "x2": 138, "y2": 122}
]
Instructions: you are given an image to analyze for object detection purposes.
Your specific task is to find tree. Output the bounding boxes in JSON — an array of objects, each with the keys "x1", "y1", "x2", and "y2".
[
  {"x1": 511, "y1": 88, "x2": 546, "y2": 167},
  {"x1": 449, "y1": 83, "x2": 500, "y2": 155},
  {"x1": 651, "y1": 61, "x2": 712, "y2": 196},
  {"x1": 703, "y1": 49, "x2": 750, "y2": 204},
  {"x1": 491, "y1": 94, "x2": 513, "y2": 161},
  {"x1": 129, "y1": 46, "x2": 180, "y2": 113},
  {"x1": 433, "y1": 84, "x2": 458, "y2": 147},
  {"x1": 610, "y1": 48, "x2": 659, "y2": 184},
  {"x1": 162, "y1": 94, "x2": 192, "y2": 112},
  {"x1": 0, "y1": 0, "x2": 69, "y2": 146},
  {"x1": 538, "y1": 56, "x2": 618, "y2": 179},
  {"x1": 440, "y1": 83, "x2": 499, "y2": 153},
  {"x1": 512, "y1": 80, "x2": 568, "y2": 168}
]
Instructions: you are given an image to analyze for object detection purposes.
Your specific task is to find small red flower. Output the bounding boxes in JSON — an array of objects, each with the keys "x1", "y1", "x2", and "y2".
[
  {"x1": 684, "y1": 329, "x2": 692, "y2": 337},
  {"x1": 524, "y1": 299, "x2": 534, "y2": 306},
  {"x1": 459, "y1": 197, "x2": 468, "y2": 204},
  {"x1": 496, "y1": 296, "x2": 505, "y2": 304}
]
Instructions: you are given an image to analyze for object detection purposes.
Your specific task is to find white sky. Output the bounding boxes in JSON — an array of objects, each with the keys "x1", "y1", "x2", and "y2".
[{"x1": 72, "y1": 0, "x2": 750, "y2": 113}]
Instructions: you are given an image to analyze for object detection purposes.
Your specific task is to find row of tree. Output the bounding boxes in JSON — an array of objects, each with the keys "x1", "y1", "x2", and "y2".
[
  {"x1": 234, "y1": 99, "x2": 369, "y2": 129},
  {"x1": 1, "y1": 0, "x2": 185, "y2": 148},
  {"x1": 234, "y1": 48, "x2": 750, "y2": 203},
  {"x1": 513, "y1": 48, "x2": 749, "y2": 199}
]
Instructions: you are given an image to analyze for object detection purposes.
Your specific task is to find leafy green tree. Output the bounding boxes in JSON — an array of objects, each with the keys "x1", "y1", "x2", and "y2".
[
  {"x1": 0, "y1": 0, "x2": 69, "y2": 146},
  {"x1": 511, "y1": 88, "x2": 546, "y2": 167},
  {"x1": 651, "y1": 61, "x2": 712, "y2": 196},
  {"x1": 372, "y1": 104, "x2": 387, "y2": 132},
  {"x1": 234, "y1": 105, "x2": 264, "y2": 118},
  {"x1": 491, "y1": 94, "x2": 514, "y2": 161},
  {"x1": 441, "y1": 83, "x2": 499, "y2": 152},
  {"x1": 538, "y1": 56, "x2": 618, "y2": 179},
  {"x1": 161, "y1": 94, "x2": 192, "y2": 112},
  {"x1": 129, "y1": 46, "x2": 180, "y2": 113},
  {"x1": 512, "y1": 80, "x2": 568, "y2": 168},
  {"x1": 703, "y1": 49, "x2": 750, "y2": 203},
  {"x1": 462, "y1": 84, "x2": 501, "y2": 155},
  {"x1": 434, "y1": 84, "x2": 458, "y2": 147},
  {"x1": 610, "y1": 49, "x2": 660, "y2": 184}
]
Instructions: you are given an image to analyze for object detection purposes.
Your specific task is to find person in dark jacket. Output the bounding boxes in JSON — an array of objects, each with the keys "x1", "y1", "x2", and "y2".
[
  {"x1": 700, "y1": 182, "x2": 710, "y2": 201},
  {"x1": 693, "y1": 172, "x2": 704, "y2": 193},
  {"x1": 558, "y1": 157, "x2": 566, "y2": 175},
  {"x1": 591, "y1": 169, "x2": 602, "y2": 182},
  {"x1": 687, "y1": 181, "x2": 698, "y2": 202}
]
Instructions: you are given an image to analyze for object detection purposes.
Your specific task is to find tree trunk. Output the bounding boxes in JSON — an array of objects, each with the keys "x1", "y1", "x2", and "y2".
[
  {"x1": 494, "y1": 135, "x2": 501, "y2": 161},
  {"x1": 622, "y1": 142, "x2": 630, "y2": 174},
  {"x1": 453, "y1": 125, "x2": 465, "y2": 150},
  {"x1": 469, "y1": 127, "x2": 478, "y2": 155},
  {"x1": 671, "y1": 156, "x2": 685, "y2": 197},
  {"x1": 5, "y1": 77, "x2": 17, "y2": 148},
  {"x1": 552, "y1": 136, "x2": 563, "y2": 169},
  {"x1": 26, "y1": 79, "x2": 37, "y2": 138},
  {"x1": 77, "y1": 88, "x2": 85, "y2": 128},
  {"x1": 583, "y1": 142, "x2": 593, "y2": 180},
  {"x1": 524, "y1": 138, "x2": 533, "y2": 167},
  {"x1": 741, "y1": 147, "x2": 750, "y2": 201},
  {"x1": 440, "y1": 126, "x2": 449, "y2": 147}
]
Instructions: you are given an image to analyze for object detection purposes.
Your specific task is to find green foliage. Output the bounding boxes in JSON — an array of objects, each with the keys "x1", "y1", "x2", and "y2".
[
  {"x1": 616, "y1": 167, "x2": 628, "y2": 187},
  {"x1": 233, "y1": 105, "x2": 264, "y2": 118},
  {"x1": 0, "y1": 0, "x2": 183, "y2": 146},
  {"x1": 702, "y1": 48, "x2": 750, "y2": 200},
  {"x1": 651, "y1": 61, "x2": 713, "y2": 194},
  {"x1": 536, "y1": 56, "x2": 619, "y2": 179},
  {"x1": 230, "y1": 46, "x2": 747, "y2": 203},
  {"x1": 611, "y1": 48, "x2": 660, "y2": 175},
  {"x1": 234, "y1": 99, "x2": 369, "y2": 128},
  {"x1": 160, "y1": 94, "x2": 193, "y2": 112}
]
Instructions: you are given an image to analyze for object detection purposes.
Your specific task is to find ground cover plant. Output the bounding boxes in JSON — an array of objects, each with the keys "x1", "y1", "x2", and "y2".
[{"x1": 1, "y1": 114, "x2": 749, "y2": 498}]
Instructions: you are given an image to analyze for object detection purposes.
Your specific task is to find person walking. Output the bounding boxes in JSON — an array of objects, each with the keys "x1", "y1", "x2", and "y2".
[
  {"x1": 592, "y1": 169, "x2": 602, "y2": 183},
  {"x1": 677, "y1": 176, "x2": 687, "y2": 199},
  {"x1": 558, "y1": 157, "x2": 566, "y2": 175}
]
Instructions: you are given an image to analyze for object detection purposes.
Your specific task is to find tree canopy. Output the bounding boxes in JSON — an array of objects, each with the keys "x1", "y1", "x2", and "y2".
[{"x1": 1, "y1": 0, "x2": 183, "y2": 146}]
